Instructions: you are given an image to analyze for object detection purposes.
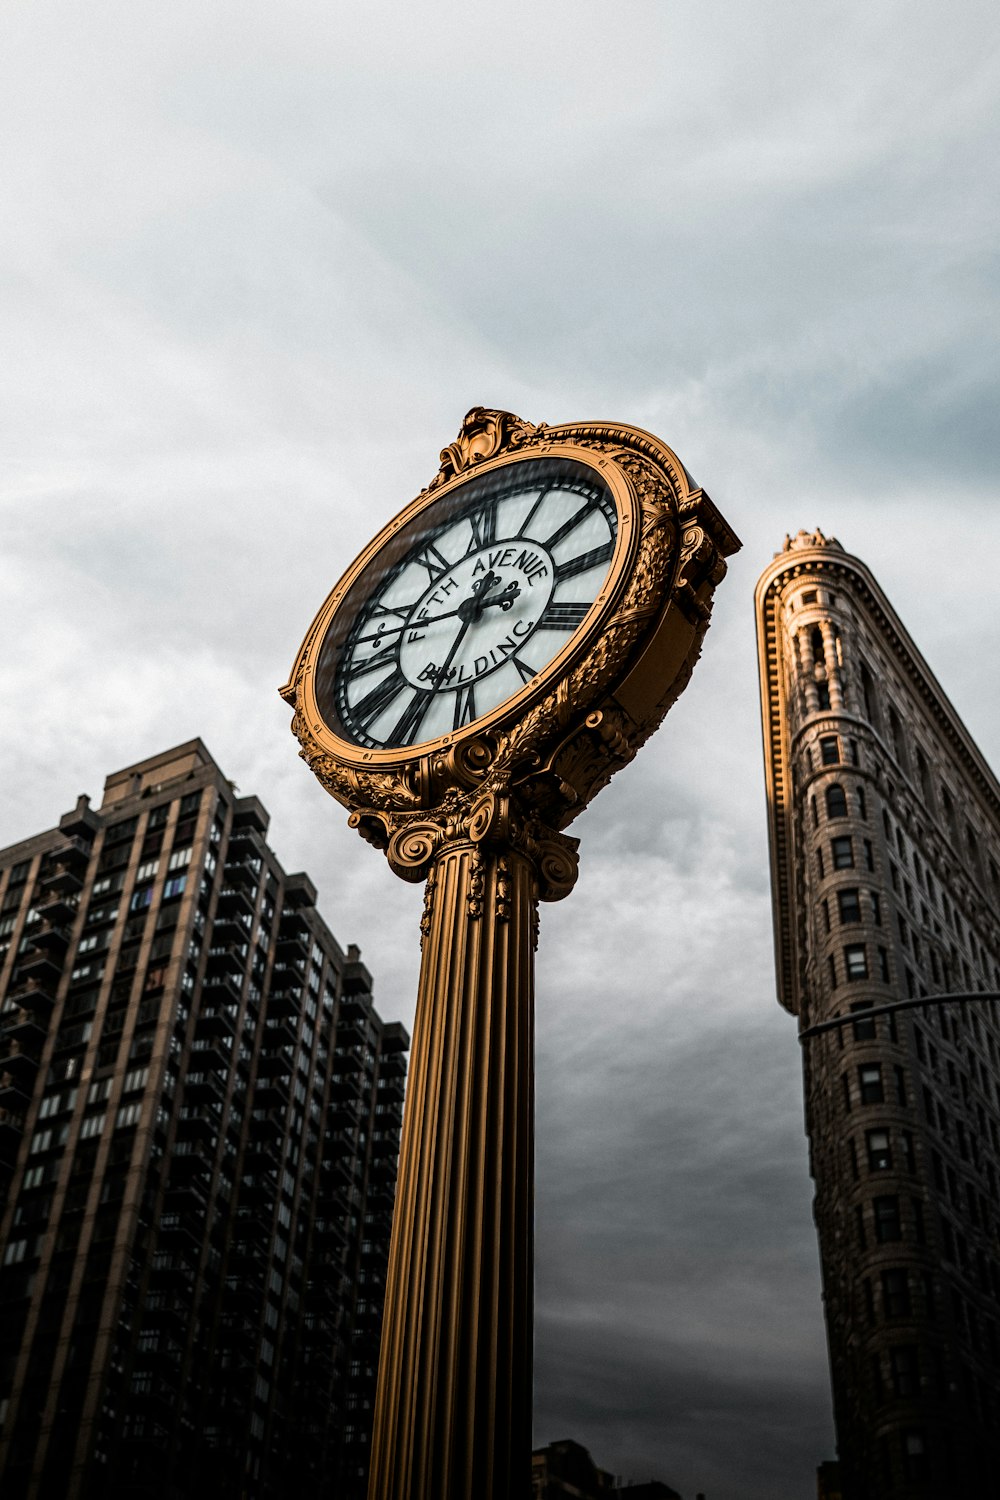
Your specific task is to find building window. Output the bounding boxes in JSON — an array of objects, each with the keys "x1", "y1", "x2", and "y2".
[
  {"x1": 890, "y1": 1345, "x2": 918, "y2": 1397},
  {"x1": 820, "y1": 736, "x2": 840, "y2": 765},
  {"x1": 879, "y1": 947, "x2": 890, "y2": 982},
  {"x1": 130, "y1": 885, "x2": 154, "y2": 912},
  {"x1": 844, "y1": 944, "x2": 868, "y2": 980},
  {"x1": 163, "y1": 875, "x2": 187, "y2": 901},
  {"x1": 870, "y1": 890, "x2": 882, "y2": 925},
  {"x1": 826, "y1": 784, "x2": 848, "y2": 819},
  {"x1": 882, "y1": 1269, "x2": 911, "y2": 1316},
  {"x1": 838, "y1": 888, "x2": 861, "y2": 923},
  {"x1": 168, "y1": 847, "x2": 192, "y2": 871},
  {"x1": 859, "y1": 1064, "x2": 884, "y2": 1104},
  {"x1": 828, "y1": 954, "x2": 838, "y2": 989},
  {"x1": 863, "y1": 839, "x2": 875, "y2": 871},
  {"x1": 902, "y1": 1430, "x2": 927, "y2": 1482},
  {"x1": 867, "y1": 1128, "x2": 892, "y2": 1170},
  {"x1": 856, "y1": 785, "x2": 867, "y2": 819},
  {"x1": 874, "y1": 1195, "x2": 902, "y2": 1242},
  {"x1": 851, "y1": 1002, "x2": 876, "y2": 1040},
  {"x1": 831, "y1": 837, "x2": 854, "y2": 870}
]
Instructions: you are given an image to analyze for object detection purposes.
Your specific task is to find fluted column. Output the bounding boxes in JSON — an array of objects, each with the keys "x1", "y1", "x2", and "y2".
[{"x1": 367, "y1": 826, "x2": 565, "y2": 1500}]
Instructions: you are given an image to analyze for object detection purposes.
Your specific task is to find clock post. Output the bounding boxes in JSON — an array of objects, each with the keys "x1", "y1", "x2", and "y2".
[{"x1": 280, "y1": 409, "x2": 740, "y2": 1500}]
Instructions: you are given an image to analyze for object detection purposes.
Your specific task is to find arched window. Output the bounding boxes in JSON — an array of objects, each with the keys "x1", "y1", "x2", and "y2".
[
  {"x1": 859, "y1": 659, "x2": 879, "y2": 728},
  {"x1": 888, "y1": 704, "x2": 908, "y2": 771},
  {"x1": 811, "y1": 627, "x2": 825, "y2": 666},
  {"x1": 826, "y1": 784, "x2": 848, "y2": 819}
]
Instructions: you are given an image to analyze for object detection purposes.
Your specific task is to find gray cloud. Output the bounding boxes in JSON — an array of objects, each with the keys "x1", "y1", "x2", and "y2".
[{"x1": 2, "y1": 2, "x2": 999, "y2": 1493}]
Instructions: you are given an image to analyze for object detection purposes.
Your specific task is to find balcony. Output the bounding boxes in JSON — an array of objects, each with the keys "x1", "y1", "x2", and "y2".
[
  {"x1": 202, "y1": 973, "x2": 244, "y2": 1009},
  {"x1": 15, "y1": 950, "x2": 62, "y2": 987},
  {"x1": 31, "y1": 921, "x2": 72, "y2": 956},
  {"x1": 377, "y1": 1078, "x2": 406, "y2": 1105},
  {"x1": 0, "y1": 1105, "x2": 25, "y2": 1140},
  {"x1": 168, "y1": 1142, "x2": 213, "y2": 1181},
  {"x1": 176, "y1": 1111, "x2": 219, "y2": 1144},
  {"x1": 254, "y1": 1076, "x2": 290, "y2": 1109},
  {"x1": 0, "y1": 1073, "x2": 31, "y2": 1111},
  {"x1": 196, "y1": 1006, "x2": 238, "y2": 1043},
  {"x1": 6, "y1": 975, "x2": 57, "y2": 1016},
  {"x1": 276, "y1": 930, "x2": 309, "y2": 962},
  {"x1": 211, "y1": 913, "x2": 250, "y2": 947},
  {"x1": 261, "y1": 1017, "x2": 297, "y2": 1051},
  {"x1": 216, "y1": 886, "x2": 255, "y2": 921},
  {"x1": 222, "y1": 859, "x2": 258, "y2": 893},
  {"x1": 0, "y1": 1046, "x2": 40, "y2": 1089},
  {"x1": 35, "y1": 891, "x2": 78, "y2": 925},
  {"x1": 1, "y1": 1010, "x2": 47, "y2": 1050},
  {"x1": 39, "y1": 863, "x2": 84, "y2": 896},
  {"x1": 257, "y1": 1046, "x2": 294, "y2": 1079},
  {"x1": 164, "y1": 1180, "x2": 210, "y2": 1215},
  {"x1": 329, "y1": 1096, "x2": 368, "y2": 1127},
  {"x1": 185, "y1": 1070, "x2": 227, "y2": 1105}
]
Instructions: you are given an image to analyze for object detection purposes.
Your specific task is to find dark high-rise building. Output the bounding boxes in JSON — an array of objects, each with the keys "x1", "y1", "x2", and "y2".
[
  {"x1": 756, "y1": 532, "x2": 1000, "y2": 1497},
  {"x1": 0, "y1": 740, "x2": 407, "y2": 1500}
]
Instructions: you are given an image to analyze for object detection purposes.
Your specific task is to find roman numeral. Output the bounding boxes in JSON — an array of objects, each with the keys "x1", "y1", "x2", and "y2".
[
  {"x1": 554, "y1": 541, "x2": 613, "y2": 582},
  {"x1": 543, "y1": 499, "x2": 594, "y2": 551},
  {"x1": 413, "y1": 543, "x2": 451, "y2": 583},
  {"x1": 389, "y1": 690, "x2": 433, "y2": 747},
  {"x1": 453, "y1": 684, "x2": 477, "y2": 729},
  {"x1": 349, "y1": 647, "x2": 399, "y2": 678},
  {"x1": 512, "y1": 655, "x2": 537, "y2": 684},
  {"x1": 537, "y1": 601, "x2": 589, "y2": 631},
  {"x1": 465, "y1": 500, "x2": 497, "y2": 551},
  {"x1": 350, "y1": 669, "x2": 407, "y2": 732},
  {"x1": 520, "y1": 487, "x2": 552, "y2": 538}
]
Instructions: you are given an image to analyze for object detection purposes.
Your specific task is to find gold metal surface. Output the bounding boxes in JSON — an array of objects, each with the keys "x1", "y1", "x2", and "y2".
[{"x1": 281, "y1": 410, "x2": 740, "y2": 1498}]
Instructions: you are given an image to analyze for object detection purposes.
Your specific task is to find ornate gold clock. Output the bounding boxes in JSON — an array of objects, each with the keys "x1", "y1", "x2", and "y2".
[{"x1": 280, "y1": 409, "x2": 739, "y2": 1500}]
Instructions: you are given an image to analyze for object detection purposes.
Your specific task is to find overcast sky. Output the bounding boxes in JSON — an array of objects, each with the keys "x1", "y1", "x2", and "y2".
[{"x1": 3, "y1": 2, "x2": 999, "y2": 1495}]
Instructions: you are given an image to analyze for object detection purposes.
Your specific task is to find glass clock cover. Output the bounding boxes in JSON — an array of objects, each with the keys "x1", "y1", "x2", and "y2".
[{"x1": 314, "y1": 456, "x2": 619, "y2": 751}]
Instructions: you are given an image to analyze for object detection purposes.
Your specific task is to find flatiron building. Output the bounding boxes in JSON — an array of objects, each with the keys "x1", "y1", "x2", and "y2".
[{"x1": 756, "y1": 532, "x2": 1000, "y2": 1497}]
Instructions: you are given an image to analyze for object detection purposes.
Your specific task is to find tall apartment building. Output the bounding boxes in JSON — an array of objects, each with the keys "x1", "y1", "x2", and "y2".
[
  {"x1": 756, "y1": 532, "x2": 1000, "y2": 1497},
  {"x1": 0, "y1": 740, "x2": 408, "y2": 1500}
]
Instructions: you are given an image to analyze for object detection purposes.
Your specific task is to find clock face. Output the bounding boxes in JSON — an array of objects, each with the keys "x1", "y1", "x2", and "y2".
[{"x1": 315, "y1": 457, "x2": 619, "y2": 751}]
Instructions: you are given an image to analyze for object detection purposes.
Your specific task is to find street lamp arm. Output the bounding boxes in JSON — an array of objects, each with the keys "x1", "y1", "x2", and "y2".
[{"x1": 798, "y1": 991, "x2": 1000, "y2": 1042}]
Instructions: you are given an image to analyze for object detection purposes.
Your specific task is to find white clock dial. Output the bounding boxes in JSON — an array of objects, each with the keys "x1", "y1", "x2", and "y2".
[{"x1": 328, "y1": 459, "x2": 618, "y2": 750}]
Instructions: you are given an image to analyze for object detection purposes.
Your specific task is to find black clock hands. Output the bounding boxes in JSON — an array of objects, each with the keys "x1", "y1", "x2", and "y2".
[{"x1": 359, "y1": 576, "x2": 522, "y2": 650}]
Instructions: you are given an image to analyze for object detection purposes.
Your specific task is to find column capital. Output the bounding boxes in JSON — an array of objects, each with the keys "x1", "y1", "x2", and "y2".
[{"x1": 348, "y1": 789, "x2": 580, "y2": 904}]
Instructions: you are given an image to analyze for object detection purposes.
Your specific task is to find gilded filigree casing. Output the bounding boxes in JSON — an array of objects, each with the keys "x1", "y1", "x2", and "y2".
[{"x1": 281, "y1": 408, "x2": 739, "y2": 885}]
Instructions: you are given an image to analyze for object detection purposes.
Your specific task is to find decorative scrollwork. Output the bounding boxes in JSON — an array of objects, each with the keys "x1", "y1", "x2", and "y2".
[
  {"x1": 466, "y1": 849, "x2": 485, "y2": 918},
  {"x1": 425, "y1": 407, "x2": 542, "y2": 493},
  {"x1": 386, "y1": 821, "x2": 444, "y2": 883},
  {"x1": 284, "y1": 409, "x2": 740, "y2": 885}
]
